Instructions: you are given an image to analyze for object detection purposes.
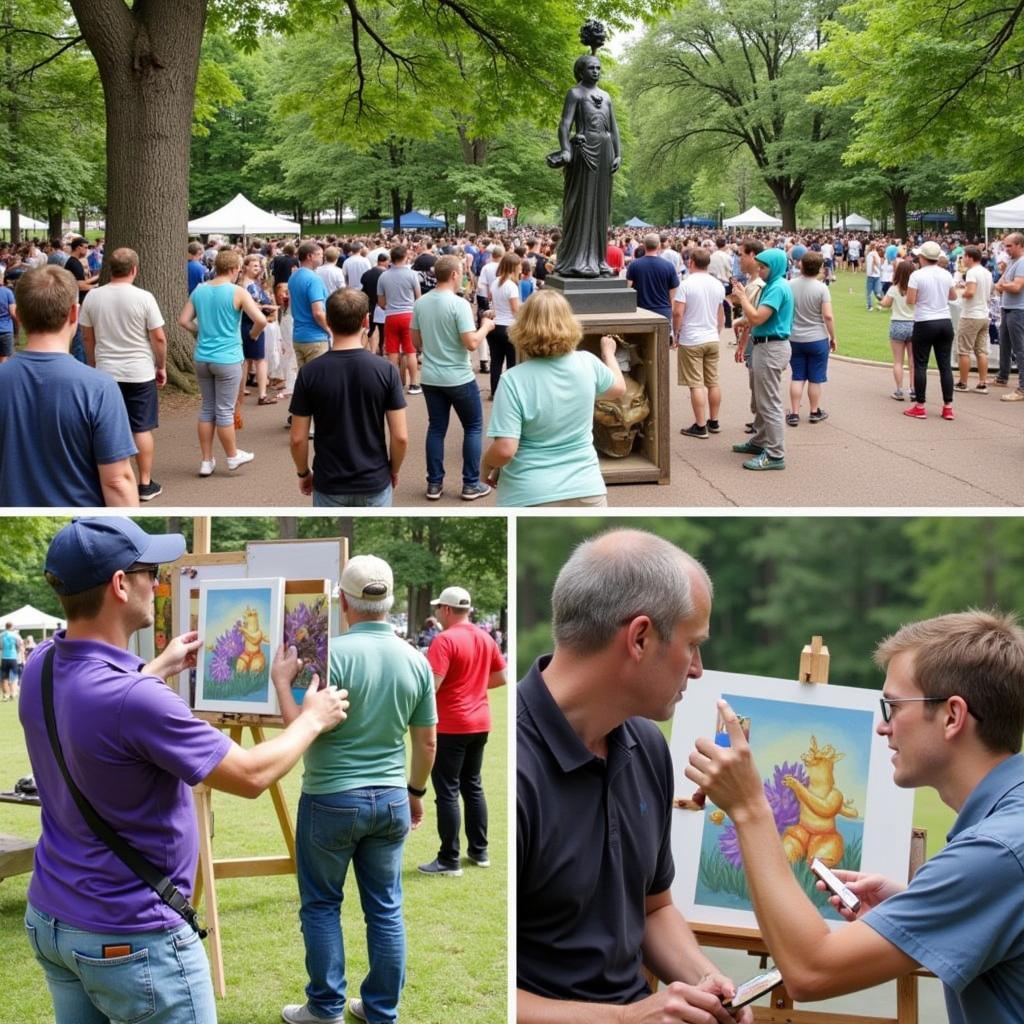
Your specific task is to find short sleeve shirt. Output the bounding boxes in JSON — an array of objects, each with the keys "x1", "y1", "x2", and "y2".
[
  {"x1": 908, "y1": 266, "x2": 954, "y2": 322},
  {"x1": 1000, "y1": 258, "x2": 1024, "y2": 310},
  {"x1": 487, "y1": 352, "x2": 613, "y2": 507},
  {"x1": 0, "y1": 352, "x2": 137, "y2": 506},
  {"x1": 307, "y1": 621, "x2": 436, "y2": 793},
  {"x1": 863, "y1": 755, "x2": 1024, "y2": 1024},
  {"x1": 517, "y1": 657, "x2": 676, "y2": 1004},
  {"x1": 20, "y1": 634, "x2": 231, "y2": 933},
  {"x1": 626, "y1": 255, "x2": 679, "y2": 319},
  {"x1": 288, "y1": 267, "x2": 330, "y2": 343},
  {"x1": 378, "y1": 267, "x2": 420, "y2": 316},
  {"x1": 752, "y1": 278, "x2": 795, "y2": 338},
  {"x1": 427, "y1": 622, "x2": 505, "y2": 733},
  {"x1": 412, "y1": 289, "x2": 477, "y2": 388},
  {"x1": 79, "y1": 283, "x2": 165, "y2": 383},
  {"x1": 676, "y1": 273, "x2": 725, "y2": 346}
]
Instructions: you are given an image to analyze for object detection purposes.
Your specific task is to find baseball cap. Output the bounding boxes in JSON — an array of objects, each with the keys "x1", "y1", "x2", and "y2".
[
  {"x1": 45, "y1": 517, "x2": 186, "y2": 595},
  {"x1": 339, "y1": 555, "x2": 394, "y2": 601},
  {"x1": 430, "y1": 586, "x2": 472, "y2": 610},
  {"x1": 912, "y1": 241, "x2": 943, "y2": 261}
]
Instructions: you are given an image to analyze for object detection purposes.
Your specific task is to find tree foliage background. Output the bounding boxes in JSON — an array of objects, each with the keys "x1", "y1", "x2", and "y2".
[{"x1": 517, "y1": 517, "x2": 1024, "y2": 683}]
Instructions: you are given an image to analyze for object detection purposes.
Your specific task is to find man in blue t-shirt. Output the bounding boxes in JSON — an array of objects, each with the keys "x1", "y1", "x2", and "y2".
[
  {"x1": 0, "y1": 281, "x2": 16, "y2": 363},
  {"x1": 289, "y1": 241, "x2": 331, "y2": 369},
  {"x1": 0, "y1": 266, "x2": 139, "y2": 506},
  {"x1": 625, "y1": 234, "x2": 680, "y2": 322},
  {"x1": 691, "y1": 610, "x2": 1024, "y2": 1024},
  {"x1": 729, "y1": 247, "x2": 793, "y2": 470},
  {"x1": 0, "y1": 622, "x2": 18, "y2": 701},
  {"x1": 186, "y1": 242, "x2": 206, "y2": 294}
]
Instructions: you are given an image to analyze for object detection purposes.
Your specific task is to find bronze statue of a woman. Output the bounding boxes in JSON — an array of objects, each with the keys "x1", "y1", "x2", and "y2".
[{"x1": 549, "y1": 49, "x2": 621, "y2": 279}]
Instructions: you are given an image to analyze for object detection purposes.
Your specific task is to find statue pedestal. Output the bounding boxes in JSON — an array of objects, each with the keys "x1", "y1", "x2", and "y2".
[
  {"x1": 547, "y1": 275, "x2": 638, "y2": 315},
  {"x1": 578, "y1": 308, "x2": 670, "y2": 486}
]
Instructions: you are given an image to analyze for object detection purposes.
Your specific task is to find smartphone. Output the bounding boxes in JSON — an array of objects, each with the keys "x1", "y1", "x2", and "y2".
[
  {"x1": 722, "y1": 966, "x2": 783, "y2": 1010},
  {"x1": 810, "y1": 857, "x2": 861, "y2": 913}
]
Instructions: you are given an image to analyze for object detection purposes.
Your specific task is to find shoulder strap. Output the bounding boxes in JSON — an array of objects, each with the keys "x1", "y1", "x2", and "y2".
[{"x1": 41, "y1": 647, "x2": 206, "y2": 937}]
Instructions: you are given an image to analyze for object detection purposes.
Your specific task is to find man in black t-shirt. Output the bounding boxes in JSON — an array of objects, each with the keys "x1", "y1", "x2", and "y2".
[
  {"x1": 65, "y1": 237, "x2": 98, "y2": 363},
  {"x1": 288, "y1": 288, "x2": 408, "y2": 506},
  {"x1": 412, "y1": 237, "x2": 438, "y2": 293},
  {"x1": 271, "y1": 242, "x2": 299, "y2": 311},
  {"x1": 361, "y1": 252, "x2": 390, "y2": 352}
]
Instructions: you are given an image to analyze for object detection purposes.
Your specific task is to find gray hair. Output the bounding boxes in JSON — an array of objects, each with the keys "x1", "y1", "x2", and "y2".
[
  {"x1": 551, "y1": 530, "x2": 710, "y2": 652},
  {"x1": 346, "y1": 594, "x2": 394, "y2": 615}
]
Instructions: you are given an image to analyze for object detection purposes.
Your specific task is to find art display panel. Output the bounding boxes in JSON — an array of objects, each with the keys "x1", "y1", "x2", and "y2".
[
  {"x1": 194, "y1": 578, "x2": 285, "y2": 715},
  {"x1": 669, "y1": 670, "x2": 915, "y2": 931}
]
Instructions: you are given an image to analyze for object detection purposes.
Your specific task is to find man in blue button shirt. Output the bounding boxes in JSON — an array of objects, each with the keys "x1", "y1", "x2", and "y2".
[
  {"x1": 689, "y1": 609, "x2": 1024, "y2": 1024},
  {"x1": 518, "y1": 529, "x2": 751, "y2": 1024}
]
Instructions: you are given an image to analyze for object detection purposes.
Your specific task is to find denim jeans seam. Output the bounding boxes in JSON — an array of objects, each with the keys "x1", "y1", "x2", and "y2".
[{"x1": 172, "y1": 928, "x2": 200, "y2": 1022}]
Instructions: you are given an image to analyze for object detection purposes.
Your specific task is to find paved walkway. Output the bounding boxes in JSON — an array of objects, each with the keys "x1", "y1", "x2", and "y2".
[{"x1": 144, "y1": 351, "x2": 1024, "y2": 508}]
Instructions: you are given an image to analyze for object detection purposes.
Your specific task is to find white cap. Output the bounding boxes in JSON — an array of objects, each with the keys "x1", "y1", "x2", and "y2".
[
  {"x1": 340, "y1": 555, "x2": 393, "y2": 601},
  {"x1": 430, "y1": 586, "x2": 472, "y2": 610}
]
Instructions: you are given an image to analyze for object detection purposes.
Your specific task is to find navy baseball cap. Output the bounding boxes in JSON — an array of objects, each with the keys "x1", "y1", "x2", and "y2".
[{"x1": 45, "y1": 517, "x2": 186, "y2": 595}]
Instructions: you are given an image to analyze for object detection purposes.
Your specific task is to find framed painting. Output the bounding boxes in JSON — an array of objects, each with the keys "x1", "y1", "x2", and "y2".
[
  {"x1": 283, "y1": 580, "x2": 331, "y2": 705},
  {"x1": 195, "y1": 577, "x2": 285, "y2": 715},
  {"x1": 668, "y1": 669, "x2": 915, "y2": 931}
]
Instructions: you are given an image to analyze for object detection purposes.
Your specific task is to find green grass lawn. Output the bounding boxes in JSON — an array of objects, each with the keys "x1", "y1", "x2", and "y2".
[
  {"x1": 823, "y1": 269, "x2": 905, "y2": 363},
  {"x1": 0, "y1": 692, "x2": 507, "y2": 1024}
]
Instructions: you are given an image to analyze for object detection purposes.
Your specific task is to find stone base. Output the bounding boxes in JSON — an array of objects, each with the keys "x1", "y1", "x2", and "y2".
[{"x1": 546, "y1": 275, "x2": 638, "y2": 315}]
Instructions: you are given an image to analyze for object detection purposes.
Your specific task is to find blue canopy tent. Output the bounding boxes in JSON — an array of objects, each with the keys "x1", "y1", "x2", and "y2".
[
  {"x1": 914, "y1": 212, "x2": 959, "y2": 225},
  {"x1": 380, "y1": 212, "x2": 447, "y2": 229},
  {"x1": 624, "y1": 216, "x2": 652, "y2": 228},
  {"x1": 677, "y1": 216, "x2": 716, "y2": 228}
]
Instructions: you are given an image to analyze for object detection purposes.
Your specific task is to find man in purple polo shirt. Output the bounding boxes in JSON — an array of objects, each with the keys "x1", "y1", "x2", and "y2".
[{"x1": 19, "y1": 517, "x2": 348, "y2": 1024}]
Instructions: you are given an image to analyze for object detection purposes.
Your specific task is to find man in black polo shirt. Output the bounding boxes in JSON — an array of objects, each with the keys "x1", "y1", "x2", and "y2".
[
  {"x1": 288, "y1": 288, "x2": 408, "y2": 506},
  {"x1": 626, "y1": 233, "x2": 680, "y2": 327},
  {"x1": 517, "y1": 529, "x2": 751, "y2": 1024}
]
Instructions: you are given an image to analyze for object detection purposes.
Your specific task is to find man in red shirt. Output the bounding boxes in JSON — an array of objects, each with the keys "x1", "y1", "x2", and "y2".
[
  {"x1": 606, "y1": 232, "x2": 625, "y2": 276},
  {"x1": 419, "y1": 585, "x2": 506, "y2": 875}
]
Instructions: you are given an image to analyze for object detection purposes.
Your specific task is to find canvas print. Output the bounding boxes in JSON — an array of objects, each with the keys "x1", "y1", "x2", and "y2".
[
  {"x1": 669, "y1": 670, "x2": 915, "y2": 932},
  {"x1": 697, "y1": 695, "x2": 871, "y2": 921},
  {"x1": 283, "y1": 583, "x2": 331, "y2": 705},
  {"x1": 195, "y1": 578, "x2": 285, "y2": 715}
]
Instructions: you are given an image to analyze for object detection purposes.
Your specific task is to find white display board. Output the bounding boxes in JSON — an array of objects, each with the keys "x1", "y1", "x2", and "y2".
[{"x1": 668, "y1": 669, "x2": 914, "y2": 932}]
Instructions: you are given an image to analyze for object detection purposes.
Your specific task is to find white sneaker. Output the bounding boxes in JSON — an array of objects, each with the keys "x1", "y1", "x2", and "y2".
[
  {"x1": 226, "y1": 449, "x2": 255, "y2": 470},
  {"x1": 281, "y1": 1004, "x2": 344, "y2": 1024},
  {"x1": 199, "y1": 459, "x2": 216, "y2": 477},
  {"x1": 347, "y1": 999, "x2": 367, "y2": 1021}
]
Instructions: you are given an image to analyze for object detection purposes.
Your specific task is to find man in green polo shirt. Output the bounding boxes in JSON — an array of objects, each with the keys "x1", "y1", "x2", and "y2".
[
  {"x1": 411, "y1": 254, "x2": 496, "y2": 502},
  {"x1": 279, "y1": 555, "x2": 437, "y2": 1024}
]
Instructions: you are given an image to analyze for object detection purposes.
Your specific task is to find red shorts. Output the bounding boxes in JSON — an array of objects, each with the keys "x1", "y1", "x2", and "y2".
[{"x1": 384, "y1": 313, "x2": 415, "y2": 354}]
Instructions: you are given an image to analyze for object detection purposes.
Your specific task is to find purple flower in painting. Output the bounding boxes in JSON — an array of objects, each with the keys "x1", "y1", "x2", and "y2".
[
  {"x1": 716, "y1": 761, "x2": 810, "y2": 868},
  {"x1": 284, "y1": 597, "x2": 328, "y2": 680},
  {"x1": 209, "y1": 621, "x2": 245, "y2": 683}
]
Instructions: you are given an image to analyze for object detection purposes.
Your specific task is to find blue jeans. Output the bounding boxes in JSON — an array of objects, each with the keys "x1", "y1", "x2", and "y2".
[
  {"x1": 313, "y1": 484, "x2": 393, "y2": 507},
  {"x1": 297, "y1": 788, "x2": 411, "y2": 1023},
  {"x1": 866, "y1": 276, "x2": 882, "y2": 309},
  {"x1": 70, "y1": 324, "x2": 87, "y2": 363},
  {"x1": 421, "y1": 381, "x2": 483, "y2": 486},
  {"x1": 24, "y1": 903, "x2": 215, "y2": 1024}
]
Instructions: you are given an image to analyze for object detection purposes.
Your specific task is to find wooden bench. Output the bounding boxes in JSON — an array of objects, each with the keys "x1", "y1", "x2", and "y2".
[{"x1": 0, "y1": 833, "x2": 35, "y2": 881}]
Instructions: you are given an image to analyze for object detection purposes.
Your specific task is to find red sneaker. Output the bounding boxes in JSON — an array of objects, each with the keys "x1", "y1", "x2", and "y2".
[
  {"x1": 941, "y1": 405, "x2": 955, "y2": 420},
  {"x1": 903, "y1": 405, "x2": 927, "y2": 419}
]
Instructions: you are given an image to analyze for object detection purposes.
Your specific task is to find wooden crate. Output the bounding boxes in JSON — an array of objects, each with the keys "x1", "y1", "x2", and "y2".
[{"x1": 578, "y1": 308, "x2": 671, "y2": 486}]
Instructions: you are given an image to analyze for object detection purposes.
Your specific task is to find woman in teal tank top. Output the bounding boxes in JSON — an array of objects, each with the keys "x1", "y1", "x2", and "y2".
[{"x1": 178, "y1": 249, "x2": 266, "y2": 476}]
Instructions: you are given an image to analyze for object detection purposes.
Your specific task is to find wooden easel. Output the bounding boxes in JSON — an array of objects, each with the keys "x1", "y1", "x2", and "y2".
[{"x1": 664, "y1": 637, "x2": 929, "y2": 1024}]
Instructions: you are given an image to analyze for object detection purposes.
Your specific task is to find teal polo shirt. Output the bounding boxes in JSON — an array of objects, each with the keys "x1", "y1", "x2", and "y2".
[
  {"x1": 413, "y1": 289, "x2": 477, "y2": 388},
  {"x1": 303, "y1": 621, "x2": 436, "y2": 794},
  {"x1": 863, "y1": 753, "x2": 1024, "y2": 1024}
]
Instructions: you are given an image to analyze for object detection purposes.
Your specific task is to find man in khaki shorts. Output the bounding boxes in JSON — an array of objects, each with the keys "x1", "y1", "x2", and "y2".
[
  {"x1": 674, "y1": 247, "x2": 725, "y2": 439},
  {"x1": 955, "y1": 245, "x2": 993, "y2": 393}
]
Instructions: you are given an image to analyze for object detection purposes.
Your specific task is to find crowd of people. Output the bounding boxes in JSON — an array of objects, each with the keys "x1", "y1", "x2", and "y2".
[{"x1": 0, "y1": 224, "x2": 1019, "y2": 504}]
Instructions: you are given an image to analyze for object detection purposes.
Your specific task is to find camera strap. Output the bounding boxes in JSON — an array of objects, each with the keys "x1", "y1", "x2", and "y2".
[{"x1": 40, "y1": 647, "x2": 207, "y2": 938}]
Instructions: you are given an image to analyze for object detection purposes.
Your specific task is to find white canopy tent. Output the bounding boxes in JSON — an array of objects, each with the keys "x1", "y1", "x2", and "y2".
[
  {"x1": 0, "y1": 604, "x2": 65, "y2": 635},
  {"x1": 984, "y1": 193, "x2": 1024, "y2": 232},
  {"x1": 722, "y1": 206, "x2": 782, "y2": 228},
  {"x1": 187, "y1": 193, "x2": 300, "y2": 237},
  {"x1": 838, "y1": 213, "x2": 871, "y2": 230},
  {"x1": 0, "y1": 210, "x2": 47, "y2": 231}
]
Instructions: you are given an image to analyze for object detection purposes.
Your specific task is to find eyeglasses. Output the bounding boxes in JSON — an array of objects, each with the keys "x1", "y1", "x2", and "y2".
[
  {"x1": 879, "y1": 695, "x2": 982, "y2": 723},
  {"x1": 124, "y1": 565, "x2": 160, "y2": 580}
]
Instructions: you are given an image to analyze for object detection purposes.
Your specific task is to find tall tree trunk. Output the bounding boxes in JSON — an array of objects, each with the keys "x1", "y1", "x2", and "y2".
[
  {"x1": 888, "y1": 188, "x2": 909, "y2": 240},
  {"x1": 70, "y1": 0, "x2": 207, "y2": 392},
  {"x1": 765, "y1": 178, "x2": 802, "y2": 232},
  {"x1": 390, "y1": 188, "x2": 401, "y2": 234},
  {"x1": 457, "y1": 128, "x2": 488, "y2": 234},
  {"x1": 47, "y1": 204, "x2": 62, "y2": 239},
  {"x1": 9, "y1": 200, "x2": 19, "y2": 246},
  {"x1": 78, "y1": 208, "x2": 87, "y2": 235}
]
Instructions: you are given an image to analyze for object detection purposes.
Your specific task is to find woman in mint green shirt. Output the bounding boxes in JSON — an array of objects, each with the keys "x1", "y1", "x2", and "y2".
[
  {"x1": 178, "y1": 249, "x2": 266, "y2": 476},
  {"x1": 482, "y1": 289, "x2": 625, "y2": 506}
]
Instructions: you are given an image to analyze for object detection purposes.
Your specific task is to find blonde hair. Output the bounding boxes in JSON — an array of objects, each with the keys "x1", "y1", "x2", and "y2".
[
  {"x1": 508, "y1": 289, "x2": 582, "y2": 358},
  {"x1": 214, "y1": 249, "x2": 242, "y2": 275}
]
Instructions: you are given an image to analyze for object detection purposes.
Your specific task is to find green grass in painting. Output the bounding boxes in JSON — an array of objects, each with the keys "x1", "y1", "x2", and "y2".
[{"x1": 203, "y1": 668, "x2": 270, "y2": 702}]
